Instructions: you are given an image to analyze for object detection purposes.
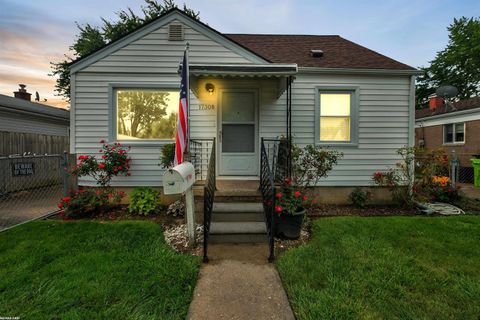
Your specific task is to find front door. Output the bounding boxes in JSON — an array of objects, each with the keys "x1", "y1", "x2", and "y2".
[{"x1": 219, "y1": 90, "x2": 258, "y2": 176}]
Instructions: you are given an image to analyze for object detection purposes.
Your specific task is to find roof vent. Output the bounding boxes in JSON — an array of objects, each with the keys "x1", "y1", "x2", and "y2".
[
  {"x1": 310, "y1": 49, "x2": 324, "y2": 58},
  {"x1": 168, "y1": 23, "x2": 184, "y2": 41}
]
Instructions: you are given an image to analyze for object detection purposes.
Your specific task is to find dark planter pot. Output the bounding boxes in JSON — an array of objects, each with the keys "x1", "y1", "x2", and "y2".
[{"x1": 274, "y1": 208, "x2": 305, "y2": 240}]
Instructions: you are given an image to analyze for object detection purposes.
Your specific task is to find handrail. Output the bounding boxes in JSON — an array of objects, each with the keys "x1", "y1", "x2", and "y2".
[
  {"x1": 203, "y1": 137, "x2": 216, "y2": 263},
  {"x1": 260, "y1": 138, "x2": 276, "y2": 262}
]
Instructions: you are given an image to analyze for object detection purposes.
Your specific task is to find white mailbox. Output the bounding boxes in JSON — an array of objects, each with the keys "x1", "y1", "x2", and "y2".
[{"x1": 162, "y1": 162, "x2": 196, "y2": 195}]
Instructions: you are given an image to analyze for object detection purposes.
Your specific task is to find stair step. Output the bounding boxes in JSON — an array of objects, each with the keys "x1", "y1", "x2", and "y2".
[
  {"x1": 210, "y1": 221, "x2": 266, "y2": 234},
  {"x1": 213, "y1": 202, "x2": 263, "y2": 213},
  {"x1": 209, "y1": 233, "x2": 267, "y2": 243},
  {"x1": 212, "y1": 212, "x2": 264, "y2": 222}
]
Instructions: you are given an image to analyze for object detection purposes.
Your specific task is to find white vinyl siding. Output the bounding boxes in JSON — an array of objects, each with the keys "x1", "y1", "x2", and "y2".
[{"x1": 72, "y1": 17, "x2": 413, "y2": 187}]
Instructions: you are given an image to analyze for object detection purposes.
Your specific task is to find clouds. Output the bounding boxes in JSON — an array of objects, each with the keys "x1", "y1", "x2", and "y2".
[{"x1": 0, "y1": 0, "x2": 478, "y2": 109}]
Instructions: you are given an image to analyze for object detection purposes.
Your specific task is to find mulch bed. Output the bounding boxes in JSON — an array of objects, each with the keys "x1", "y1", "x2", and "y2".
[{"x1": 308, "y1": 204, "x2": 421, "y2": 217}]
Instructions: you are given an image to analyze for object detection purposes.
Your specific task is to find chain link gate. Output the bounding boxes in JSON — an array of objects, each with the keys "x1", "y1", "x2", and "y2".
[{"x1": 0, "y1": 153, "x2": 76, "y2": 231}]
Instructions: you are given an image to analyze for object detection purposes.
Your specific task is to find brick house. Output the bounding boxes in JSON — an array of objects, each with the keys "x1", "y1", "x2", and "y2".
[{"x1": 415, "y1": 96, "x2": 480, "y2": 182}]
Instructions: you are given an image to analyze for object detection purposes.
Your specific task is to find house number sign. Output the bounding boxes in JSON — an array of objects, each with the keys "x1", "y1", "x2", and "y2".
[
  {"x1": 12, "y1": 162, "x2": 35, "y2": 176},
  {"x1": 199, "y1": 104, "x2": 215, "y2": 110}
]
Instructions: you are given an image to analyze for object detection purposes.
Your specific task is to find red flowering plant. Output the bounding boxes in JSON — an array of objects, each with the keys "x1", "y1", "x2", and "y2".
[
  {"x1": 274, "y1": 177, "x2": 310, "y2": 215},
  {"x1": 57, "y1": 188, "x2": 125, "y2": 219},
  {"x1": 57, "y1": 140, "x2": 130, "y2": 219},
  {"x1": 71, "y1": 140, "x2": 131, "y2": 187},
  {"x1": 430, "y1": 176, "x2": 461, "y2": 203}
]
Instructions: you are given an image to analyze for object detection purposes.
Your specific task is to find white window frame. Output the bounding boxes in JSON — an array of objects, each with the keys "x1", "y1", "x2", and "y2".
[
  {"x1": 109, "y1": 83, "x2": 178, "y2": 146},
  {"x1": 443, "y1": 122, "x2": 465, "y2": 145},
  {"x1": 315, "y1": 86, "x2": 359, "y2": 147}
]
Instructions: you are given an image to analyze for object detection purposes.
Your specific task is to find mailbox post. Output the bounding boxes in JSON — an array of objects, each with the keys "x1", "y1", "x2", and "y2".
[{"x1": 163, "y1": 162, "x2": 196, "y2": 245}]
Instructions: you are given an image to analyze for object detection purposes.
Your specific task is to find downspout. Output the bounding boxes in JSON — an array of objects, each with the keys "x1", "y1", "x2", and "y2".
[{"x1": 408, "y1": 75, "x2": 416, "y2": 198}]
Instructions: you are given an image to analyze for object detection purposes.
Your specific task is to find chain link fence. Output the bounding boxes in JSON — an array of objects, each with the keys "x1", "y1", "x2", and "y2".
[
  {"x1": 450, "y1": 151, "x2": 478, "y2": 185},
  {"x1": 0, "y1": 153, "x2": 76, "y2": 231}
]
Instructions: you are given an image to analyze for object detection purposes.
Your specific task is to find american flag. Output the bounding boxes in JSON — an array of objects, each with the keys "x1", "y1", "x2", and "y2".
[{"x1": 174, "y1": 51, "x2": 189, "y2": 166}]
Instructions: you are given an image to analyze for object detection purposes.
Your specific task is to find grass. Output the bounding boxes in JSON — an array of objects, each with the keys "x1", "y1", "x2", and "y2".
[
  {"x1": 0, "y1": 220, "x2": 200, "y2": 319},
  {"x1": 277, "y1": 216, "x2": 480, "y2": 320}
]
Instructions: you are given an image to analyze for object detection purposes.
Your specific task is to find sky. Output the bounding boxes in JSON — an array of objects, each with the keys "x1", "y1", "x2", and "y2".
[{"x1": 0, "y1": 0, "x2": 479, "y2": 109}]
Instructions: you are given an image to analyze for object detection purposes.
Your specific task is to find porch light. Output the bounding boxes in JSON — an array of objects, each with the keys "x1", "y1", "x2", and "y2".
[{"x1": 205, "y1": 83, "x2": 215, "y2": 95}]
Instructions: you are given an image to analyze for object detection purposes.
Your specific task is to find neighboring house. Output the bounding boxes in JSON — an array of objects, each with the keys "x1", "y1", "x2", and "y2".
[
  {"x1": 0, "y1": 86, "x2": 70, "y2": 156},
  {"x1": 415, "y1": 96, "x2": 480, "y2": 183},
  {"x1": 69, "y1": 9, "x2": 419, "y2": 201}
]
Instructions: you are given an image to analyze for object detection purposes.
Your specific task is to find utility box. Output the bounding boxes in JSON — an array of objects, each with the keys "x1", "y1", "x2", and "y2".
[{"x1": 163, "y1": 162, "x2": 195, "y2": 195}]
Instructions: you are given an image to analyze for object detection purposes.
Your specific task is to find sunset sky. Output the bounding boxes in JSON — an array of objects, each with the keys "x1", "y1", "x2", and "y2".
[{"x1": 0, "y1": 0, "x2": 478, "y2": 109}]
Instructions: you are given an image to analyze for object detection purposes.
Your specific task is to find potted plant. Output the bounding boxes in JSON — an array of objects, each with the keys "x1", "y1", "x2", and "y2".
[
  {"x1": 273, "y1": 141, "x2": 342, "y2": 239},
  {"x1": 274, "y1": 177, "x2": 309, "y2": 239}
]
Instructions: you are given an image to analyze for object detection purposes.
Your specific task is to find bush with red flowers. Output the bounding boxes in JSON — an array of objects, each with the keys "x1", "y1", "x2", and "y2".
[
  {"x1": 70, "y1": 140, "x2": 131, "y2": 187},
  {"x1": 57, "y1": 187, "x2": 125, "y2": 219},
  {"x1": 274, "y1": 177, "x2": 310, "y2": 215},
  {"x1": 58, "y1": 140, "x2": 131, "y2": 219}
]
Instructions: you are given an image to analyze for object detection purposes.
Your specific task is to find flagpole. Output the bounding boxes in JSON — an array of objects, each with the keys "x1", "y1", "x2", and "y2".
[{"x1": 185, "y1": 42, "x2": 190, "y2": 155}]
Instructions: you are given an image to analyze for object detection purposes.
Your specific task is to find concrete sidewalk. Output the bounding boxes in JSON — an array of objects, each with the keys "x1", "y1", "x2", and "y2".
[{"x1": 187, "y1": 244, "x2": 295, "y2": 320}]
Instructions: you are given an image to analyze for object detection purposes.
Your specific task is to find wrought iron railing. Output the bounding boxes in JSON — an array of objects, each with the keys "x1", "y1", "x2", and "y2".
[
  {"x1": 189, "y1": 138, "x2": 215, "y2": 182},
  {"x1": 203, "y1": 138, "x2": 216, "y2": 263},
  {"x1": 260, "y1": 138, "x2": 277, "y2": 262}
]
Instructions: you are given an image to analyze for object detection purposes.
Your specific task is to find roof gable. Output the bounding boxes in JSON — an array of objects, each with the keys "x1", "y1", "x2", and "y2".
[{"x1": 70, "y1": 9, "x2": 269, "y2": 74}]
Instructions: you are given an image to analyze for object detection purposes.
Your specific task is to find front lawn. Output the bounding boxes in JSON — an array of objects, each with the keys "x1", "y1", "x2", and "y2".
[
  {"x1": 0, "y1": 220, "x2": 200, "y2": 319},
  {"x1": 277, "y1": 216, "x2": 480, "y2": 319}
]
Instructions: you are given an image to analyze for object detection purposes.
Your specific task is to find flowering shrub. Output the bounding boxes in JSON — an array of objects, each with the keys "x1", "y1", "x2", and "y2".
[
  {"x1": 372, "y1": 147, "x2": 460, "y2": 206},
  {"x1": 58, "y1": 140, "x2": 131, "y2": 218},
  {"x1": 71, "y1": 140, "x2": 131, "y2": 187},
  {"x1": 274, "y1": 177, "x2": 310, "y2": 215},
  {"x1": 431, "y1": 176, "x2": 461, "y2": 203},
  {"x1": 57, "y1": 188, "x2": 125, "y2": 219}
]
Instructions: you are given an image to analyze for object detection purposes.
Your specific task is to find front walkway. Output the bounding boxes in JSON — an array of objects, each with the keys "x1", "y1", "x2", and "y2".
[{"x1": 187, "y1": 244, "x2": 295, "y2": 320}]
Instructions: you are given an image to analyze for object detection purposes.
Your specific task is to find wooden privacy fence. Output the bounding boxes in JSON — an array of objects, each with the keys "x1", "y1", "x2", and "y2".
[{"x1": 0, "y1": 131, "x2": 69, "y2": 156}]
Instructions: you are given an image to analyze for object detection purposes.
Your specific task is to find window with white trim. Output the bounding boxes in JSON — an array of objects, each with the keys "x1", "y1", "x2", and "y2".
[
  {"x1": 115, "y1": 89, "x2": 179, "y2": 140},
  {"x1": 443, "y1": 123, "x2": 465, "y2": 144},
  {"x1": 317, "y1": 91, "x2": 354, "y2": 143}
]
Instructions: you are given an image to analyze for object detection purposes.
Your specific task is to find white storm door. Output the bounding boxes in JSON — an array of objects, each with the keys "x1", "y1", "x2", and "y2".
[{"x1": 219, "y1": 90, "x2": 258, "y2": 176}]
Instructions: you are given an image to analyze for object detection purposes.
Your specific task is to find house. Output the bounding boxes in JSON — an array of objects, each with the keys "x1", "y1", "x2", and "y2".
[
  {"x1": 0, "y1": 85, "x2": 69, "y2": 156},
  {"x1": 69, "y1": 8, "x2": 420, "y2": 204},
  {"x1": 415, "y1": 96, "x2": 480, "y2": 183}
]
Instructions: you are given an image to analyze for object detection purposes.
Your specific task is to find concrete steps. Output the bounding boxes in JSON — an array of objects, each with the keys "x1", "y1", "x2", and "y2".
[{"x1": 209, "y1": 202, "x2": 266, "y2": 243}]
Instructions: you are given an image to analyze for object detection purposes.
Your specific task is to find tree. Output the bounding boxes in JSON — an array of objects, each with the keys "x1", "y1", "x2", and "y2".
[
  {"x1": 416, "y1": 17, "x2": 480, "y2": 109},
  {"x1": 50, "y1": 0, "x2": 199, "y2": 100}
]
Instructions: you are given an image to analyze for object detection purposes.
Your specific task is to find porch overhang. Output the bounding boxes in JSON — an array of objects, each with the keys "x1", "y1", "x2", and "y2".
[{"x1": 189, "y1": 63, "x2": 297, "y2": 98}]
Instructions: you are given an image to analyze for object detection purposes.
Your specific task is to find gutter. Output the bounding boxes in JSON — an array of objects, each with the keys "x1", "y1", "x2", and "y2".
[{"x1": 415, "y1": 107, "x2": 480, "y2": 122}]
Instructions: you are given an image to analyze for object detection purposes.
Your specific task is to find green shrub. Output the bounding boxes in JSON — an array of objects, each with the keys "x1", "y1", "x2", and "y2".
[
  {"x1": 160, "y1": 143, "x2": 175, "y2": 168},
  {"x1": 58, "y1": 188, "x2": 125, "y2": 219},
  {"x1": 349, "y1": 187, "x2": 371, "y2": 208},
  {"x1": 129, "y1": 187, "x2": 162, "y2": 215}
]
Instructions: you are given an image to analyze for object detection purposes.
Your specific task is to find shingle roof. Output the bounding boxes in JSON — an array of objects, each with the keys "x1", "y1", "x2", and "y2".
[
  {"x1": 225, "y1": 34, "x2": 415, "y2": 70},
  {"x1": 415, "y1": 96, "x2": 480, "y2": 119}
]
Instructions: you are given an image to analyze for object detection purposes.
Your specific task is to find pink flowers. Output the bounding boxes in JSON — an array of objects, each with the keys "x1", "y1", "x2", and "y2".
[
  {"x1": 78, "y1": 155, "x2": 88, "y2": 161},
  {"x1": 302, "y1": 195, "x2": 308, "y2": 201},
  {"x1": 102, "y1": 155, "x2": 107, "y2": 159},
  {"x1": 374, "y1": 171, "x2": 383, "y2": 178},
  {"x1": 98, "y1": 163, "x2": 106, "y2": 169},
  {"x1": 294, "y1": 191, "x2": 301, "y2": 198},
  {"x1": 275, "y1": 205, "x2": 283, "y2": 213},
  {"x1": 62, "y1": 197, "x2": 72, "y2": 203},
  {"x1": 275, "y1": 192, "x2": 283, "y2": 199}
]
